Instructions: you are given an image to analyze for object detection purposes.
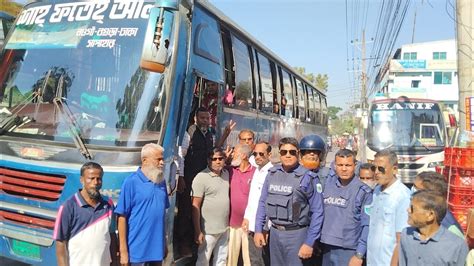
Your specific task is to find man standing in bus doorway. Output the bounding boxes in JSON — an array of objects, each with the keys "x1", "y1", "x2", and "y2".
[
  {"x1": 242, "y1": 142, "x2": 273, "y2": 266},
  {"x1": 54, "y1": 162, "x2": 118, "y2": 266},
  {"x1": 254, "y1": 137, "x2": 324, "y2": 266},
  {"x1": 192, "y1": 148, "x2": 230, "y2": 266},
  {"x1": 320, "y1": 149, "x2": 372, "y2": 266},
  {"x1": 115, "y1": 143, "x2": 169, "y2": 265},
  {"x1": 176, "y1": 107, "x2": 235, "y2": 256},
  {"x1": 227, "y1": 144, "x2": 255, "y2": 266},
  {"x1": 367, "y1": 149, "x2": 411, "y2": 266}
]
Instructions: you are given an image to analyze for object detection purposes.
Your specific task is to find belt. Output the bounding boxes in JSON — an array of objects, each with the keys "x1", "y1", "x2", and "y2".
[{"x1": 271, "y1": 224, "x2": 308, "y2": 231}]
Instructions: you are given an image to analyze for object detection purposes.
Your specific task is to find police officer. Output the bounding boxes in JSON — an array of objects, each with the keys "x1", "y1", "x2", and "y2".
[
  {"x1": 320, "y1": 149, "x2": 373, "y2": 266},
  {"x1": 299, "y1": 134, "x2": 330, "y2": 188},
  {"x1": 254, "y1": 137, "x2": 324, "y2": 266},
  {"x1": 299, "y1": 134, "x2": 330, "y2": 265}
]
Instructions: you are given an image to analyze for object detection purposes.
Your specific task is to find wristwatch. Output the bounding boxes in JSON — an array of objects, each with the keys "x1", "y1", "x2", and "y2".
[{"x1": 354, "y1": 252, "x2": 364, "y2": 259}]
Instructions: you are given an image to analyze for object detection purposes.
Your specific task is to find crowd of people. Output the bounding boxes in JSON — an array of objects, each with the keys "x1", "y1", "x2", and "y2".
[{"x1": 53, "y1": 107, "x2": 472, "y2": 266}]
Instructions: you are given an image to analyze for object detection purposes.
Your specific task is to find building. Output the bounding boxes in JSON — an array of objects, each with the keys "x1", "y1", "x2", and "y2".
[{"x1": 374, "y1": 39, "x2": 458, "y2": 112}]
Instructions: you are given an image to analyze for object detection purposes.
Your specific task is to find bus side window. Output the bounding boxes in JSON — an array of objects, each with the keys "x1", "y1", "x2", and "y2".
[
  {"x1": 230, "y1": 35, "x2": 253, "y2": 109},
  {"x1": 256, "y1": 51, "x2": 273, "y2": 113},
  {"x1": 314, "y1": 91, "x2": 321, "y2": 125},
  {"x1": 307, "y1": 86, "x2": 316, "y2": 123},
  {"x1": 321, "y1": 97, "x2": 328, "y2": 125},
  {"x1": 295, "y1": 78, "x2": 305, "y2": 121},
  {"x1": 280, "y1": 68, "x2": 294, "y2": 118},
  {"x1": 220, "y1": 27, "x2": 235, "y2": 106},
  {"x1": 271, "y1": 62, "x2": 281, "y2": 115}
]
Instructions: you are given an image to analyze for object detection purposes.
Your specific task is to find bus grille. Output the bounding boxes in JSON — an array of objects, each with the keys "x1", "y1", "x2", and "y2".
[
  {"x1": 0, "y1": 167, "x2": 66, "y2": 201},
  {"x1": 0, "y1": 209, "x2": 55, "y2": 230}
]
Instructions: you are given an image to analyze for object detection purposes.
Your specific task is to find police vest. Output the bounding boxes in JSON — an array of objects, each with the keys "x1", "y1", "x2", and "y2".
[
  {"x1": 265, "y1": 165, "x2": 315, "y2": 227},
  {"x1": 320, "y1": 175, "x2": 372, "y2": 249},
  {"x1": 184, "y1": 125, "x2": 214, "y2": 179}
]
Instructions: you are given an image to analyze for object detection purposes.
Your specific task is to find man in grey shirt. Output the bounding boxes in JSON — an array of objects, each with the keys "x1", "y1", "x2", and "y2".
[
  {"x1": 191, "y1": 148, "x2": 230, "y2": 266},
  {"x1": 399, "y1": 190, "x2": 469, "y2": 266}
]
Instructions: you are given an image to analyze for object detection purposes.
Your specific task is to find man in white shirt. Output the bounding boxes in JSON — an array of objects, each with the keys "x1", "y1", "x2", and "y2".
[{"x1": 242, "y1": 142, "x2": 273, "y2": 266}]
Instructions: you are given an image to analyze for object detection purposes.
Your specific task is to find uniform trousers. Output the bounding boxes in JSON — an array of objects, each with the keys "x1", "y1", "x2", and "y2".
[
  {"x1": 196, "y1": 230, "x2": 229, "y2": 266},
  {"x1": 322, "y1": 244, "x2": 355, "y2": 266},
  {"x1": 269, "y1": 226, "x2": 308, "y2": 266},
  {"x1": 227, "y1": 227, "x2": 250, "y2": 266}
]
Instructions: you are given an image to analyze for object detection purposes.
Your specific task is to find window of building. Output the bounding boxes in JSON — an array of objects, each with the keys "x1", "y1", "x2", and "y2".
[
  {"x1": 403, "y1": 52, "x2": 417, "y2": 60},
  {"x1": 256, "y1": 52, "x2": 273, "y2": 113},
  {"x1": 230, "y1": 35, "x2": 254, "y2": 109},
  {"x1": 411, "y1": 80, "x2": 420, "y2": 88},
  {"x1": 433, "y1": 52, "x2": 447, "y2": 60},
  {"x1": 434, "y1": 71, "x2": 452, "y2": 84}
]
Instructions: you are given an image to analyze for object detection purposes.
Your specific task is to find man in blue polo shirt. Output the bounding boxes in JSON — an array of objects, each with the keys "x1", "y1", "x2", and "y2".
[
  {"x1": 116, "y1": 143, "x2": 169, "y2": 265},
  {"x1": 54, "y1": 162, "x2": 117, "y2": 266}
]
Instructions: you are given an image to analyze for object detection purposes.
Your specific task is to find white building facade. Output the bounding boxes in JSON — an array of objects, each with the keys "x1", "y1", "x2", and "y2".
[{"x1": 376, "y1": 39, "x2": 458, "y2": 112}]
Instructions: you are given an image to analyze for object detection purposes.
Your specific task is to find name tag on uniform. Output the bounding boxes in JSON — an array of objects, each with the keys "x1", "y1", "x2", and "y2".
[{"x1": 324, "y1": 196, "x2": 348, "y2": 207}]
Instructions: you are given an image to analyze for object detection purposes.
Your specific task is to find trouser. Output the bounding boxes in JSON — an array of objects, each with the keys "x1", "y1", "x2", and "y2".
[
  {"x1": 196, "y1": 230, "x2": 229, "y2": 266},
  {"x1": 175, "y1": 175, "x2": 194, "y2": 249},
  {"x1": 227, "y1": 227, "x2": 250, "y2": 266},
  {"x1": 321, "y1": 244, "x2": 355, "y2": 266},
  {"x1": 269, "y1": 226, "x2": 308, "y2": 266},
  {"x1": 247, "y1": 233, "x2": 266, "y2": 266}
]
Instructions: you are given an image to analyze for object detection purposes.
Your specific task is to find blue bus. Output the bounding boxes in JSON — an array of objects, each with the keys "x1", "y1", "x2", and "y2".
[{"x1": 0, "y1": 0, "x2": 328, "y2": 264}]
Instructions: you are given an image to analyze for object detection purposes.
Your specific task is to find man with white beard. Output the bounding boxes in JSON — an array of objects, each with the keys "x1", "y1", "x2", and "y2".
[
  {"x1": 227, "y1": 144, "x2": 255, "y2": 266},
  {"x1": 116, "y1": 143, "x2": 169, "y2": 266}
]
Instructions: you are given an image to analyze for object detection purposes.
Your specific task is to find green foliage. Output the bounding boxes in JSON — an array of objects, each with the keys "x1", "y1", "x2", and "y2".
[
  {"x1": 328, "y1": 106, "x2": 342, "y2": 120},
  {"x1": 330, "y1": 117, "x2": 355, "y2": 135},
  {"x1": 293, "y1": 66, "x2": 328, "y2": 92}
]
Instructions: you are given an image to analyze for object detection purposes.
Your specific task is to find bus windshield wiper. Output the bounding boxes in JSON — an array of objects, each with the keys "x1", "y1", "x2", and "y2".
[{"x1": 52, "y1": 75, "x2": 92, "y2": 160}]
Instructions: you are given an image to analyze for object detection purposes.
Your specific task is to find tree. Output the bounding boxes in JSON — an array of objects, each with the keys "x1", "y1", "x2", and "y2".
[
  {"x1": 293, "y1": 66, "x2": 328, "y2": 92},
  {"x1": 328, "y1": 106, "x2": 342, "y2": 120}
]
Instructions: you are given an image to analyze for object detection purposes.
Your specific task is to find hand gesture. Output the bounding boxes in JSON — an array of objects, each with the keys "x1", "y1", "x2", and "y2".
[{"x1": 224, "y1": 119, "x2": 236, "y2": 135}]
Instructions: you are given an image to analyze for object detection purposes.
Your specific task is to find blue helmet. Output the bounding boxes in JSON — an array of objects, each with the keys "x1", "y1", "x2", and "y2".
[{"x1": 299, "y1": 134, "x2": 327, "y2": 162}]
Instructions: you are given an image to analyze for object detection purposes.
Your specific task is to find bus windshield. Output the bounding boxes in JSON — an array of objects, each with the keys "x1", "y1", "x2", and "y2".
[
  {"x1": 367, "y1": 101, "x2": 445, "y2": 151},
  {"x1": 0, "y1": 1, "x2": 164, "y2": 147}
]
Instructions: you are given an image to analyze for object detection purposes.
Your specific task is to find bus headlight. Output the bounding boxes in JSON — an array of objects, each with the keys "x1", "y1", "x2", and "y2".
[{"x1": 427, "y1": 161, "x2": 444, "y2": 168}]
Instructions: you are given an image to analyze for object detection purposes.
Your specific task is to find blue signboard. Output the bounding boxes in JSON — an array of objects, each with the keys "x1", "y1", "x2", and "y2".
[{"x1": 399, "y1": 60, "x2": 426, "y2": 69}]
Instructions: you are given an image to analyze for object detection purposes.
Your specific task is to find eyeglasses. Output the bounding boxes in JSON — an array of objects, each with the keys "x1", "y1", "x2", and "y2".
[
  {"x1": 252, "y1": 152, "x2": 265, "y2": 157},
  {"x1": 370, "y1": 166, "x2": 376, "y2": 172},
  {"x1": 301, "y1": 150, "x2": 321, "y2": 156},
  {"x1": 211, "y1": 157, "x2": 225, "y2": 161},
  {"x1": 375, "y1": 166, "x2": 386, "y2": 174},
  {"x1": 279, "y1": 149, "x2": 298, "y2": 156}
]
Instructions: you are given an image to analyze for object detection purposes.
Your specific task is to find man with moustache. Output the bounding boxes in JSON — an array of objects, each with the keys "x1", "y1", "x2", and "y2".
[
  {"x1": 227, "y1": 144, "x2": 255, "y2": 266},
  {"x1": 54, "y1": 162, "x2": 117, "y2": 266},
  {"x1": 238, "y1": 129, "x2": 257, "y2": 167},
  {"x1": 116, "y1": 143, "x2": 169, "y2": 266},
  {"x1": 359, "y1": 163, "x2": 376, "y2": 189},
  {"x1": 254, "y1": 137, "x2": 324, "y2": 266},
  {"x1": 320, "y1": 149, "x2": 372, "y2": 266},
  {"x1": 242, "y1": 142, "x2": 273, "y2": 266},
  {"x1": 192, "y1": 148, "x2": 230, "y2": 266}
]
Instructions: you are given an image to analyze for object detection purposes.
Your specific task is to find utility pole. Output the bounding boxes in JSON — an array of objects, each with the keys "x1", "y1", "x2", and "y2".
[
  {"x1": 456, "y1": 0, "x2": 474, "y2": 134},
  {"x1": 361, "y1": 29, "x2": 367, "y2": 110}
]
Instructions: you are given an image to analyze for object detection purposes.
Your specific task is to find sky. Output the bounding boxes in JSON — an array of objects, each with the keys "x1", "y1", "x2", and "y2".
[
  {"x1": 9, "y1": 0, "x2": 456, "y2": 110},
  {"x1": 210, "y1": 0, "x2": 456, "y2": 110}
]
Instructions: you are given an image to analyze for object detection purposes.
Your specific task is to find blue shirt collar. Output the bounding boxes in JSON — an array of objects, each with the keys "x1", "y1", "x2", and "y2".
[
  {"x1": 136, "y1": 167, "x2": 150, "y2": 183},
  {"x1": 75, "y1": 190, "x2": 105, "y2": 209}
]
